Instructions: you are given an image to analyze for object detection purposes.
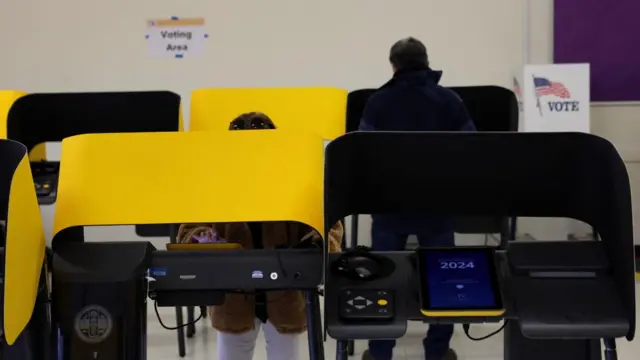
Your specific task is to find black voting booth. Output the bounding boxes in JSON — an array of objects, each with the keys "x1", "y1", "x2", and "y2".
[
  {"x1": 324, "y1": 132, "x2": 636, "y2": 360},
  {"x1": 7, "y1": 91, "x2": 182, "y2": 206},
  {"x1": 345, "y1": 86, "x2": 518, "y2": 133},
  {"x1": 344, "y1": 86, "x2": 518, "y2": 355},
  {"x1": 345, "y1": 86, "x2": 519, "y2": 250}
]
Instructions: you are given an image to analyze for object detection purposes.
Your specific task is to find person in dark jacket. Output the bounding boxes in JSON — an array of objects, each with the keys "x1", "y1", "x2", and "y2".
[{"x1": 359, "y1": 37, "x2": 476, "y2": 360}]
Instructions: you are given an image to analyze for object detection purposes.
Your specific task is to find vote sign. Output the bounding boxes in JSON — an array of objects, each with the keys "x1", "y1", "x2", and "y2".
[{"x1": 523, "y1": 64, "x2": 590, "y2": 133}]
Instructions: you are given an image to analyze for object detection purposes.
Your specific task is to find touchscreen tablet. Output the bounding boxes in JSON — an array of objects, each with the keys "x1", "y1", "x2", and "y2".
[{"x1": 417, "y1": 247, "x2": 504, "y2": 317}]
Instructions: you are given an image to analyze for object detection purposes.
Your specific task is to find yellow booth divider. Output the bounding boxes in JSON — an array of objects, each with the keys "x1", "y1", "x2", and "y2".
[
  {"x1": 179, "y1": 103, "x2": 185, "y2": 131},
  {"x1": 53, "y1": 130, "x2": 325, "y2": 237},
  {"x1": 0, "y1": 139, "x2": 46, "y2": 345},
  {"x1": 190, "y1": 87, "x2": 347, "y2": 140},
  {"x1": 0, "y1": 90, "x2": 47, "y2": 161}
]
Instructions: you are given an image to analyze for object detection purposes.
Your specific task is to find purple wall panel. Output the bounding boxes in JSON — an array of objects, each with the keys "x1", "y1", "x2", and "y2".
[{"x1": 554, "y1": 0, "x2": 640, "y2": 101}]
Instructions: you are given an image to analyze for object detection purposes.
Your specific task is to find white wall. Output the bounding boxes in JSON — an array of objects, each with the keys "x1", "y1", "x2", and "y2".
[{"x1": 0, "y1": 0, "x2": 637, "y2": 244}]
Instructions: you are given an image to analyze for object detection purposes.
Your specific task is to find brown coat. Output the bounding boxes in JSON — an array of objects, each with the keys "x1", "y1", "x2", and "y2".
[{"x1": 177, "y1": 221, "x2": 343, "y2": 334}]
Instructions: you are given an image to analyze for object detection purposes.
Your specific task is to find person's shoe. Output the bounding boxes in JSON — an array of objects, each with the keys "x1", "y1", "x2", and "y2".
[
  {"x1": 427, "y1": 348, "x2": 458, "y2": 360},
  {"x1": 361, "y1": 349, "x2": 376, "y2": 360}
]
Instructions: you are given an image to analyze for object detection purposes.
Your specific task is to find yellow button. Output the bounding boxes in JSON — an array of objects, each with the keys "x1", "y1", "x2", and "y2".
[
  {"x1": 43, "y1": 184, "x2": 50, "y2": 188},
  {"x1": 377, "y1": 299, "x2": 388, "y2": 306}
]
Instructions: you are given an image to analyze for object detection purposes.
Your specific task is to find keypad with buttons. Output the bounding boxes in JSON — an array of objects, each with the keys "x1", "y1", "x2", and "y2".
[{"x1": 340, "y1": 289, "x2": 395, "y2": 320}]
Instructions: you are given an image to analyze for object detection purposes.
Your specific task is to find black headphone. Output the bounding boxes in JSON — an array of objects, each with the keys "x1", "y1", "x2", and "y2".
[{"x1": 332, "y1": 246, "x2": 395, "y2": 281}]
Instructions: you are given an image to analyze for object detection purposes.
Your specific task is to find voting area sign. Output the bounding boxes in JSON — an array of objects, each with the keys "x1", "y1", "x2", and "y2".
[
  {"x1": 522, "y1": 64, "x2": 590, "y2": 133},
  {"x1": 146, "y1": 17, "x2": 207, "y2": 59}
]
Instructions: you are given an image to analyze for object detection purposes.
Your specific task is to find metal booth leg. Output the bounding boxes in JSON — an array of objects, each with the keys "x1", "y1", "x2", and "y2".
[
  {"x1": 305, "y1": 290, "x2": 325, "y2": 360},
  {"x1": 350, "y1": 216, "x2": 359, "y2": 249},
  {"x1": 336, "y1": 340, "x2": 350, "y2": 360},
  {"x1": 186, "y1": 307, "x2": 196, "y2": 338},
  {"x1": 509, "y1": 216, "x2": 517, "y2": 241},
  {"x1": 347, "y1": 340, "x2": 355, "y2": 356},
  {"x1": 169, "y1": 225, "x2": 187, "y2": 357},
  {"x1": 175, "y1": 307, "x2": 186, "y2": 357}
]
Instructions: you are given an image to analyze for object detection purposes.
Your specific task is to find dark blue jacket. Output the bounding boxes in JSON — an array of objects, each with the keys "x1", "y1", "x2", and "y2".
[
  {"x1": 359, "y1": 69, "x2": 476, "y2": 132},
  {"x1": 359, "y1": 69, "x2": 476, "y2": 236}
]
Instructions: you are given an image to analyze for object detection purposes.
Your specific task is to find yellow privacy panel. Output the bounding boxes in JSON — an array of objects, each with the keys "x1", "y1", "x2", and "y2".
[
  {"x1": 0, "y1": 90, "x2": 25, "y2": 139},
  {"x1": 178, "y1": 103, "x2": 185, "y2": 131},
  {"x1": 191, "y1": 87, "x2": 347, "y2": 140},
  {"x1": 29, "y1": 144, "x2": 47, "y2": 161},
  {"x1": 0, "y1": 140, "x2": 46, "y2": 344},
  {"x1": 0, "y1": 90, "x2": 47, "y2": 161},
  {"x1": 53, "y1": 130, "x2": 325, "y2": 236}
]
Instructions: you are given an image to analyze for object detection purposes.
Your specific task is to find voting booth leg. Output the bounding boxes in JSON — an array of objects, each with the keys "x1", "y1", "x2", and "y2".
[
  {"x1": 175, "y1": 307, "x2": 186, "y2": 357},
  {"x1": 186, "y1": 307, "x2": 196, "y2": 338},
  {"x1": 350, "y1": 216, "x2": 359, "y2": 249},
  {"x1": 51, "y1": 243, "x2": 152, "y2": 360},
  {"x1": 504, "y1": 320, "x2": 601, "y2": 360},
  {"x1": 306, "y1": 291, "x2": 325, "y2": 360},
  {"x1": 169, "y1": 224, "x2": 188, "y2": 356},
  {"x1": 347, "y1": 339, "x2": 355, "y2": 356},
  {"x1": 336, "y1": 340, "x2": 349, "y2": 360}
]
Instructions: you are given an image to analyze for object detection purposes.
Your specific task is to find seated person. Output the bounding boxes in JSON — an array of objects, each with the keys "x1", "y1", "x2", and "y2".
[{"x1": 178, "y1": 112, "x2": 344, "y2": 360}]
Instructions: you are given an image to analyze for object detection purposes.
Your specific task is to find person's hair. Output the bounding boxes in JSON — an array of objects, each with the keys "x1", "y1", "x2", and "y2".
[
  {"x1": 229, "y1": 112, "x2": 276, "y2": 130},
  {"x1": 389, "y1": 37, "x2": 429, "y2": 71}
]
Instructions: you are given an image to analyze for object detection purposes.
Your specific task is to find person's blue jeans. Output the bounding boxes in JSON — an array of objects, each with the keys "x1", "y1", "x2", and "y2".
[{"x1": 368, "y1": 220, "x2": 455, "y2": 360}]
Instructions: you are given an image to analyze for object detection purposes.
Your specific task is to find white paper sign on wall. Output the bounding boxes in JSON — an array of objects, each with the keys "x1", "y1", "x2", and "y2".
[
  {"x1": 146, "y1": 17, "x2": 207, "y2": 59},
  {"x1": 523, "y1": 64, "x2": 590, "y2": 133}
]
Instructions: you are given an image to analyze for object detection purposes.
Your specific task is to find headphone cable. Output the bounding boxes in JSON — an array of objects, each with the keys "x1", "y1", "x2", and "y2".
[{"x1": 462, "y1": 321, "x2": 507, "y2": 341}]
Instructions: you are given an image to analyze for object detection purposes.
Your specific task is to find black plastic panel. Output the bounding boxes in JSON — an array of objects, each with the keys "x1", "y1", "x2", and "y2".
[
  {"x1": 508, "y1": 241, "x2": 610, "y2": 272},
  {"x1": 52, "y1": 241, "x2": 155, "y2": 283},
  {"x1": 508, "y1": 241, "x2": 629, "y2": 339},
  {"x1": 325, "y1": 252, "x2": 412, "y2": 340},
  {"x1": 150, "y1": 249, "x2": 322, "y2": 291}
]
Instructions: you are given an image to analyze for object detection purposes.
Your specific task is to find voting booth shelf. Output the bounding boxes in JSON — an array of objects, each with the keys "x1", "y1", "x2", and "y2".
[
  {"x1": 0, "y1": 139, "x2": 49, "y2": 360},
  {"x1": 47, "y1": 131, "x2": 327, "y2": 360},
  {"x1": 324, "y1": 131, "x2": 635, "y2": 360}
]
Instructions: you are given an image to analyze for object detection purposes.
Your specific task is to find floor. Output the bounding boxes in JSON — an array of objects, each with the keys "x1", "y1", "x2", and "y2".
[{"x1": 147, "y1": 287, "x2": 640, "y2": 360}]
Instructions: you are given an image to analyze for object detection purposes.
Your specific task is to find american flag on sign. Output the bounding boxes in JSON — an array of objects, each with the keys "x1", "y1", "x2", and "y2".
[
  {"x1": 513, "y1": 77, "x2": 522, "y2": 97},
  {"x1": 533, "y1": 76, "x2": 571, "y2": 98}
]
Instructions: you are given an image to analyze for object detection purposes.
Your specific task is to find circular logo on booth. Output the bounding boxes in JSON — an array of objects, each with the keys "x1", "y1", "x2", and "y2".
[{"x1": 74, "y1": 305, "x2": 113, "y2": 343}]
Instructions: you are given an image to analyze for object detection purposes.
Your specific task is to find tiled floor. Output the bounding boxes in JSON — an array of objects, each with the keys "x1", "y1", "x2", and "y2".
[{"x1": 147, "y1": 287, "x2": 640, "y2": 360}]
